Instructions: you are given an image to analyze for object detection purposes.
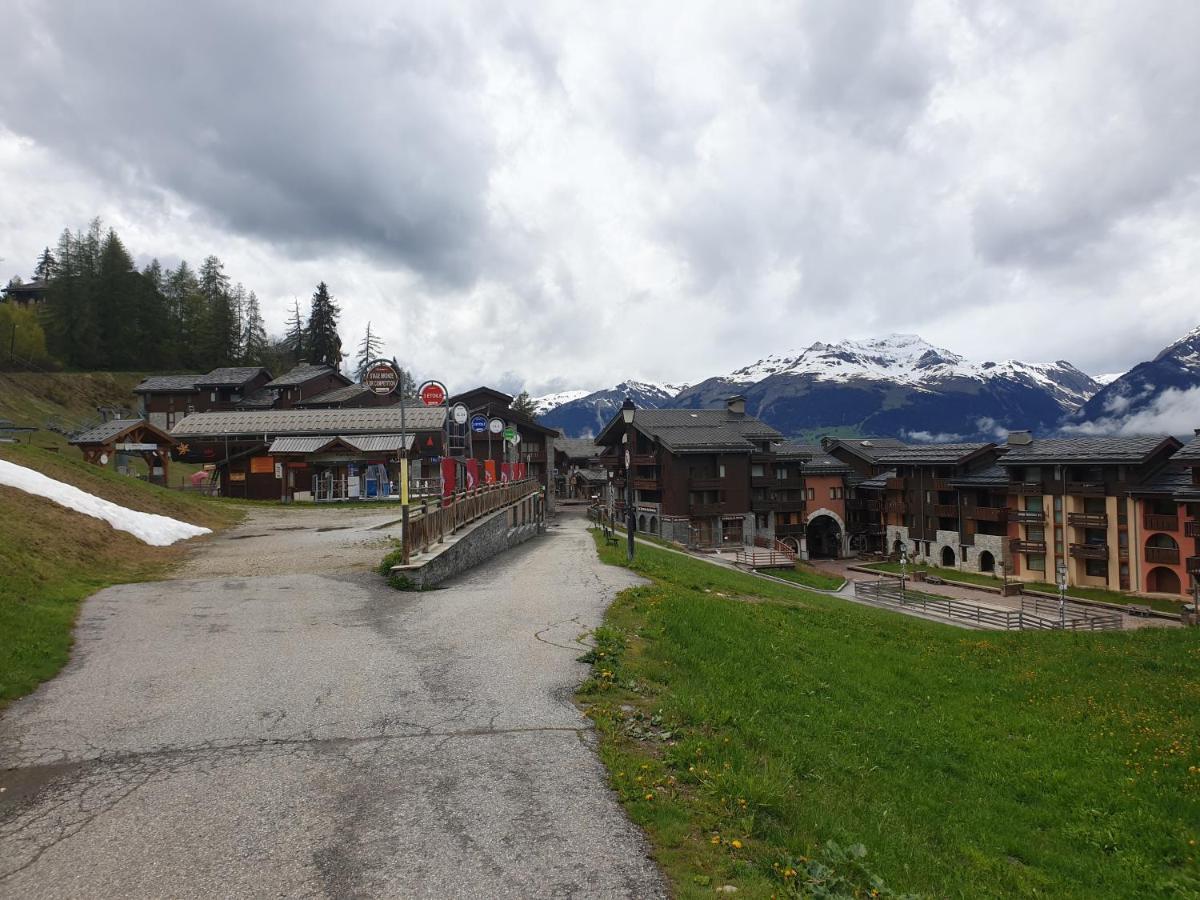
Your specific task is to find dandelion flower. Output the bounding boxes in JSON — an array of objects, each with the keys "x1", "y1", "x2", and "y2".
[{"x1": 731, "y1": 839, "x2": 743, "y2": 849}]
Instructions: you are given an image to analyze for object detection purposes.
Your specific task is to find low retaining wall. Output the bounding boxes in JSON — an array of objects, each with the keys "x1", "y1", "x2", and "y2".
[{"x1": 389, "y1": 498, "x2": 544, "y2": 589}]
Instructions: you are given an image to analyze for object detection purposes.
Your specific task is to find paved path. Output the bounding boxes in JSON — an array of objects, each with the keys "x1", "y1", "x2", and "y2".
[{"x1": 0, "y1": 508, "x2": 664, "y2": 899}]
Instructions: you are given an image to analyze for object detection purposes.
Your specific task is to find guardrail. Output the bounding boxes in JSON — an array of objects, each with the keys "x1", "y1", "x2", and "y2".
[
  {"x1": 1018, "y1": 594, "x2": 1124, "y2": 630},
  {"x1": 404, "y1": 479, "x2": 542, "y2": 558},
  {"x1": 853, "y1": 580, "x2": 1122, "y2": 631},
  {"x1": 734, "y1": 548, "x2": 795, "y2": 568}
]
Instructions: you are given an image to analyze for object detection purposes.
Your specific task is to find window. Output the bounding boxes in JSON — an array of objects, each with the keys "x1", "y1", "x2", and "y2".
[
  {"x1": 1085, "y1": 559, "x2": 1107, "y2": 578},
  {"x1": 1053, "y1": 496, "x2": 1063, "y2": 524},
  {"x1": 1027, "y1": 526, "x2": 1045, "y2": 542},
  {"x1": 210, "y1": 391, "x2": 218, "y2": 403},
  {"x1": 807, "y1": 487, "x2": 815, "y2": 501},
  {"x1": 1027, "y1": 554, "x2": 1046, "y2": 572},
  {"x1": 829, "y1": 487, "x2": 836, "y2": 500},
  {"x1": 719, "y1": 464, "x2": 726, "y2": 478},
  {"x1": 776, "y1": 467, "x2": 787, "y2": 479},
  {"x1": 1026, "y1": 495, "x2": 1043, "y2": 512},
  {"x1": 751, "y1": 464, "x2": 765, "y2": 477}
]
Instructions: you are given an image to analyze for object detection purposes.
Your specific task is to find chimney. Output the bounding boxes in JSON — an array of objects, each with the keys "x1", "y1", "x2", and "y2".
[
  {"x1": 726, "y1": 395, "x2": 746, "y2": 416},
  {"x1": 1006, "y1": 430, "x2": 1033, "y2": 446}
]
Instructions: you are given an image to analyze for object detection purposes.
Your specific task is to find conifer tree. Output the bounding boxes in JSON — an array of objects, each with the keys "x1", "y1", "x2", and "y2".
[
  {"x1": 33, "y1": 246, "x2": 56, "y2": 282},
  {"x1": 305, "y1": 282, "x2": 342, "y2": 368},
  {"x1": 354, "y1": 321, "x2": 384, "y2": 380},
  {"x1": 511, "y1": 391, "x2": 539, "y2": 419},
  {"x1": 241, "y1": 291, "x2": 269, "y2": 365},
  {"x1": 198, "y1": 255, "x2": 238, "y2": 366},
  {"x1": 285, "y1": 298, "x2": 306, "y2": 364}
]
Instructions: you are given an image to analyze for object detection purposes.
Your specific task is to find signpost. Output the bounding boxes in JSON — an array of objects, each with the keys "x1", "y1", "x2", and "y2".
[
  {"x1": 452, "y1": 403, "x2": 469, "y2": 425},
  {"x1": 418, "y1": 380, "x2": 448, "y2": 407},
  {"x1": 363, "y1": 360, "x2": 401, "y2": 396},
  {"x1": 470, "y1": 414, "x2": 488, "y2": 434}
]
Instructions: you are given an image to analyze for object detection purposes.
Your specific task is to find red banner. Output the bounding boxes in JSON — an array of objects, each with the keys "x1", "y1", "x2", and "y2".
[
  {"x1": 465, "y1": 458, "x2": 479, "y2": 490},
  {"x1": 441, "y1": 458, "x2": 456, "y2": 496},
  {"x1": 500, "y1": 463, "x2": 512, "y2": 483},
  {"x1": 484, "y1": 460, "x2": 497, "y2": 484}
]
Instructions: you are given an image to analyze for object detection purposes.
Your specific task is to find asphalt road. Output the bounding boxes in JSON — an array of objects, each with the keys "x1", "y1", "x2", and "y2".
[{"x1": 0, "y1": 506, "x2": 664, "y2": 899}]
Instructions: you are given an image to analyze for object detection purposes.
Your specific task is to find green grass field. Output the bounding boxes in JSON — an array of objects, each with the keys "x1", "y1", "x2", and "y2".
[
  {"x1": 579, "y1": 531, "x2": 1200, "y2": 898},
  {"x1": 757, "y1": 564, "x2": 845, "y2": 591},
  {"x1": 0, "y1": 443, "x2": 241, "y2": 708},
  {"x1": 862, "y1": 562, "x2": 1184, "y2": 615}
]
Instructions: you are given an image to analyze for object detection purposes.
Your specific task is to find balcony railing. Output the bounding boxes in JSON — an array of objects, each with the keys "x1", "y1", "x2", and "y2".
[
  {"x1": 751, "y1": 498, "x2": 778, "y2": 512},
  {"x1": 1188, "y1": 556, "x2": 1200, "y2": 575},
  {"x1": 688, "y1": 477, "x2": 722, "y2": 490},
  {"x1": 933, "y1": 504, "x2": 959, "y2": 518},
  {"x1": 884, "y1": 500, "x2": 907, "y2": 513},
  {"x1": 966, "y1": 506, "x2": 1009, "y2": 523},
  {"x1": 775, "y1": 499, "x2": 807, "y2": 513},
  {"x1": 1069, "y1": 543, "x2": 1109, "y2": 561},
  {"x1": 1011, "y1": 509, "x2": 1045, "y2": 524},
  {"x1": 1068, "y1": 512, "x2": 1108, "y2": 528},
  {"x1": 1143, "y1": 514, "x2": 1179, "y2": 532},
  {"x1": 931, "y1": 478, "x2": 952, "y2": 491},
  {"x1": 630, "y1": 453, "x2": 656, "y2": 466},
  {"x1": 1145, "y1": 546, "x2": 1180, "y2": 565},
  {"x1": 1066, "y1": 481, "x2": 1105, "y2": 496},
  {"x1": 1010, "y1": 539, "x2": 1047, "y2": 554},
  {"x1": 1008, "y1": 482, "x2": 1045, "y2": 496},
  {"x1": 690, "y1": 502, "x2": 725, "y2": 517},
  {"x1": 750, "y1": 475, "x2": 773, "y2": 488},
  {"x1": 1186, "y1": 521, "x2": 1200, "y2": 538},
  {"x1": 632, "y1": 478, "x2": 660, "y2": 491}
]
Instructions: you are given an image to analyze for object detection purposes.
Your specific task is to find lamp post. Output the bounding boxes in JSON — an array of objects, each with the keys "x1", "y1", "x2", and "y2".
[
  {"x1": 899, "y1": 544, "x2": 908, "y2": 597},
  {"x1": 621, "y1": 398, "x2": 636, "y2": 562},
  {"x1": 1056, "y1": 559, "x2": 1068, "y2": 627}
]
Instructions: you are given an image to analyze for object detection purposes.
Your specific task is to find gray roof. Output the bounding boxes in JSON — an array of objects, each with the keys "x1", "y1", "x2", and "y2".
[
  {"x1": 576, "y1": 468, "x2": 608, "y2": 483},
  {"x1": 264, "y1": 364, "x2": 343, "y2": 388},
  {"x1": 949, "y1": 463, "x2": 1009, "y2": 487},
  {"x1": 857, "y1": 469, "x2": 896, "y2": 491},
  {"x1": 599, "y1": 408, "x2": 781, "y2": 453},
  {"x1": 1174, "y1": 438, "x2": 1200, "y2": 463},
  {"x1": 998, "y1": 436, "x2": 1177, "y2": 465},
  {"x1": 802, "y1": 451, "x2": 851, "y2": 473},
  {"x1": 775, "y1": 442, "x2": 850, "y2": 472},
  {"x1": 821, "y1": 437, "x2": 908, "y2": 463},
  {"x1": 134, "y1": 374, "x2": 203, "y2": 393},
  {"x1": 1130, "y1": 463, "x2": 1195, "y2": 495},
  {"x1": 554, "y1": 437, "x2": 604, "y2": 459},
  {"x1": 267, "y1": 434, "x2": 414, "y2": 454},
  {"x1": 877, "y1": 443, "x2": 994, "y2": 465},
  {"x1": 235, "y1": 389, "x2": 277, "y2": 410},
  {"x1": 195, "y1": 367, "x2": 270, "y2": 388},
  {"x1": 295, "y1": 383, "x2": 375, "y2": 407},
  {"x1": 172, "y1": 406, "x2": 446, "y2": 438},
  {"x1": 69, "y1": 418, "x2": 174, "y2": 446}
]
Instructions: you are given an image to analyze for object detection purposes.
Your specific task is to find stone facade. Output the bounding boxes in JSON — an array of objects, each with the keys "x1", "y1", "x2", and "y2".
[{"x1": 885, "y1": 524, "x2": 1005, "y2": 574}]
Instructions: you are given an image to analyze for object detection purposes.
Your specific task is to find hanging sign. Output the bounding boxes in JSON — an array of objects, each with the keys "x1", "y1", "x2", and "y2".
[
  {"x1": 511, "y1": 432, "x2": 522, "y2": 446},
  {"x1": 502, "y1": 426, "x2": 517, "y2": 443},
  {"x1": 451, "y1": 403, "x2": 469, "y2": 425},
  {"x1": 488, "y1": 417, "x2": 504, "y2": 435},
  {"x1": 419, "y1": 380, "x2": 448, "y2": 406},
  {"x1": 363, "y1": 359, "x2": 401, "y2": 396},
  {"x1": 471, "y1": 414, "x2": 488, "y2": 433}
]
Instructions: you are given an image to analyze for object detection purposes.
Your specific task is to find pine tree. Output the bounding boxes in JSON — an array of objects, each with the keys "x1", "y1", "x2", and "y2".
[
  {"x1": 241, "y1": 291, "x2": 269, "y2": 365},
  {"x1": 197, "y1": 255, "x2": 238, "y2": 367},
  {"x1": 305, "y1": 282, "x2": 342, "y2": 368},
  {"x1": 141, "y1": 258, "x2": 164, "y2": 292},
  {"x1": 511, "y1": 391, "x2": 539, "y2": 419},
  {"x1": 33, "y1": 246, "x2": 56, "y2": 282},
  {"x1": 354, "y1": 321, "x2": 384, "y2": 380},
  {"x1": 285, "y1": 298, "x2": 306, "y2": 364}
]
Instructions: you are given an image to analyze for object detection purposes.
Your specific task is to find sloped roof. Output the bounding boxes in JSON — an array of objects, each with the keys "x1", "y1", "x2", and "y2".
[
  {"x1": 949, "y1": 463, "x2": 1010, "y2": 487},
  {"x1": 264, "y1": 364, "x2": 348, "y2": 389},
  {"x1": 172, "y1": 406, "x2": 446, "y2": 438},
  {"x1": 998, "y1": 436, "x2": 1180, "y2": 465},
  {"x1": 1174, "y1": 438, "x2": 1200, "y2": 463},
  {"x1": 1130, "y1": 463, "x2": 1195, "y2": 495},
  {"x1": 194, "y1": 367, "x2": 271, "y2": 388},
  {"x1": 596, "y1": 408, "x2": 781, "y2": 452},
  {"x1": 821, "y1": 437, "x2": 908, "y2": 463},
  {"x1": 70, "y1": 418, "x2": 176, "y2": 446},
  {"x1": 554, "y1": 437, "x2": 604, "y2": 459},
  {"x1": 877, "y1": 443, "x2": 995, "y2": 465},
  {"x1": 268, "y1": 434, "x2": 415, "y2": 454},
  {"x1": 295, "y1": 383, "x2": 376, "y2": 407},
  {"x1": 235, "y1": 389, "x2": 277, "y2": 410},
  {"x1": 134, "y1": 374, "x2": 203, "y2": 393},
  {"x1": 857, "y1": 469, "x2": 897, "y2": 491}
]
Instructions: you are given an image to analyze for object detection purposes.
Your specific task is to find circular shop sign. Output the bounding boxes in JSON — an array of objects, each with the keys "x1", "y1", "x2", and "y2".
[
  {"x1": 418, "y1": 380, "x2": 448, "y2": 406},
  {"x1": 471, "y1": 414, "x2": 488, "y2": 433},
  {"x1": 452, "y1": 403, "x2": 469, "y2": 425},
  {"x1": 363, "y1": 359, "x2": 400, "y2": 396},
  {"x1": 502, "y1": 426, "x2": 517, "y2": 443},
  {"x1": 488, "y1": 417, "x2": 505, "y2": 435}
]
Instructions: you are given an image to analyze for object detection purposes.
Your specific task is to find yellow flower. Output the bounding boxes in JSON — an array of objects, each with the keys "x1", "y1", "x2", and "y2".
[
  {"x1": 731, "y1": 839, "x2": 743, "y2": 849},
  {"x1": 710, "y1": 836, "x2": 721, "y2": 845},
  {"x1": 644, "y1": 792, "x2": 654, "y2": 800}
]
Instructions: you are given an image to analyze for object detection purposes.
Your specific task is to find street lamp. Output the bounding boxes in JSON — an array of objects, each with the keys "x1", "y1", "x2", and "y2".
[
  {"x1": 899, "y1": 544, "x2": 908, "y2": 597},
  {"x1": 621, "y1": 398, "x2": 636, "y2": 562},
  {"x1": 1056, "y1": 559, "x2": 1068, "y2": 627}
]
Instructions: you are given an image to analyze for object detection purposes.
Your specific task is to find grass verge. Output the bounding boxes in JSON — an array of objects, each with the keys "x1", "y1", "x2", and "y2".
[
  {"x1": 862, "y1": 562, "x2": 1183, "y2": 615},
  {"x1": 0, "y1": 443, "x2": 242, "y2": 708},
  {"x1": 578, "y1": 529, "x2": 1200, "y2": 898},
  {"x1": 759, "y1": 564, "x2": 845, "y2": 591}
]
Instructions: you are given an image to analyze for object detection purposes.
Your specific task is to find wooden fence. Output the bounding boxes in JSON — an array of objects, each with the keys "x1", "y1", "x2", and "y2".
[
  {"x1": 854, "y1": 580, "x2": 1122, "y2": 631},
  {"x1": 734, "y1": 548, "x2": 796, "y2": 569},
  {"x1": 404, "y1": 478, "x2": 543, "y2": 558}
]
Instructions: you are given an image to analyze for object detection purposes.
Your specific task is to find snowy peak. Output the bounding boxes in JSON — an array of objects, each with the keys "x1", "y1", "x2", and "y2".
[
  {"x1": 1153, "y1": 323, "x2": 1200, "y2": 365},
  {"x1": 531, "y1": 390, "x2": 589, "y2": 416},
  {"x1": 533, "y1": 380, "x2": 688, "y2": 418}
]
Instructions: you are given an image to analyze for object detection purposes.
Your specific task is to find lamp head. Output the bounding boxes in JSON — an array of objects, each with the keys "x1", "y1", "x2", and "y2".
[{"x1": 620, "y1": 397, "x2": 635, "y2": 425}]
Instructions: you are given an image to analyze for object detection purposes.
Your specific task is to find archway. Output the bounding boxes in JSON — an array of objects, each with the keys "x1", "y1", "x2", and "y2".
[
  {"x1": 891, "y1": 538, "x2": 902, "y2": 556},
  {"x1": 782, "y1": 536, "x2": 801, "y2": 554},
  {"x1": 806, "y1": 515, "x2": 842, "y2": 559},
  {"x1": 979, "y1": 550, "x2": 995, "y2": 573},
  {"x1": 637, "y1": 514, "x2": 646, "y2": 532},
  {"x1": 940, "y1": 545, "x2": 956, "y2": 567},
  {"x1": 1146, "y1": 566, "x2": 1181, "y2": 594},
  {"x1": 649, "y1": 515, "x2": 658, "y2": 535},
  {"x1": 1146, "y1": 533, "x2": 1179, "y2": 551}
]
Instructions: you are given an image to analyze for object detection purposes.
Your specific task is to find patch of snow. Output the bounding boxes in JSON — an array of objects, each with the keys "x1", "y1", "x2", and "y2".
[
  {"x1": 531, "y1": 390, "x2": 590, "y2": 415},
  {"x1": 0, "y1": 459, "x2": 211, "y2": 546},
  {"x1": 1092, "y1": 372, "x2": 1124, "y2": 386}
]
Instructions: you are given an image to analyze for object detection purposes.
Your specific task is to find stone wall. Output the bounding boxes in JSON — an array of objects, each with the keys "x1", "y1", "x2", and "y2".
[{"x1": 389, "y1": 495, "x2": 544, "y2": 590}]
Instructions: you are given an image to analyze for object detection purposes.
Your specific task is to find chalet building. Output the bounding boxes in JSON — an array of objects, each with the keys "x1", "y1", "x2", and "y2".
[
  {"x1": 553, "y1": 436, "x2": 607, "y2": 499},
  {"x1": 448, "y1": 387, "x2": 559, "y2": 504},
  {"x1": 1, "y1": 278, "x2": 47, "y2": 307},
  {"x1": 873, "y1": 442, "x2": 1008, "y2": 574},
  {"x1": 594, "y1": 397, "x2": 782, "y2": 547},
  {"x1": 1173, "y1": 437, "x2": 1200, "y2": 597},
  {"x1": 770, "y1": 444, "x2": 850, "y2": 558},
  {"x1": 69, "y1": 418, "x2": 178, "y2": 485},
  {"x1": 135, "y1": 367, "x2": 274, "y2": 427},
  {"x1": 821, "y1": 437, "x2": 908, "y2": 554},
  {"x1": 997, "y1": 434, "x2": 1183, "y2": 594},
  {"x1": 262, "y1": 364, "x2": 353, "y2": 409},
  {"x1": 171, "y1": 406, "x2": 447, "y2": 501}
]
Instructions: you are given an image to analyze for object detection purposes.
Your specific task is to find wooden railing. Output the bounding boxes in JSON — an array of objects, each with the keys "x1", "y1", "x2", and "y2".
[
  {"x1": 1185, "y1": 521, "x2": 1200, "y2": 538},
  {"x1": 403, "y1": 479, "x2": 542, "y2": 559},
  {"x1": 1011, "y1": 509, "x2": 1045, "y2": 524},
  {"x1": 933, "y1": 504, "x2": 959, "y2": 518},
  {"x1": 966, "y1": 506, "x2": 1009, "y2": 523},
  {"x1": 1011, "y1": 539, "x2": 1047, "y2": 554},
  {"x1": 735, "y1": 548, "x2": 795, "y2": 568},
  {"x1": 1069, "y1": 543, "x2": 1108, "y2": 561},
  {"x1": 632, "y1": 478, "x2": 660, "y2": 490},
  {"x1": 1187, "y1": 556, "x2": 1200, "y2": 575},
  {"x1": 1066, "y1": 481, "x2": 1105, "y2": 496},
  {"x1": 931, "y1": 478, "x2": 952, "y2": 491},
  {"x1": 1068, "y1": 512, "x2": 1108, "y2": 528},
  {"x1": 1145, "y1": 546, "x2": 1180, "y2": 565},
  {"x1": 1143, "y1": 514, "x2": 1179, "y2": 532},
  {"x1": 1008, "y1": 482, "x2": 1044, "y2": 496},
  {"x1": 690, "y1": 502, "x2": 725, "y2": 516},
  {"x1": 688, "y1": 477, "x2": 722, "y2": 490}
]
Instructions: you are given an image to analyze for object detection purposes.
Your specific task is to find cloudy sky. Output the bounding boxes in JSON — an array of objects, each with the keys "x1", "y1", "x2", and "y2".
[{"x1": 2, "y1": 0, "x2": 1198, "y2": 395}]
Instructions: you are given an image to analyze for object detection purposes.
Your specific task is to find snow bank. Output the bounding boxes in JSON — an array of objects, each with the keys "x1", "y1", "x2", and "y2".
[{"x1": 0, "y1": 459, "x2": 211, "y2": 546}]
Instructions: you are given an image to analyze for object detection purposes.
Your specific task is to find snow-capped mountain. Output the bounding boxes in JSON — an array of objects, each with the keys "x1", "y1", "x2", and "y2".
[
  {"x1": 537, "y1": 380, "x2": 688, "y2": 436},
  {"x1": 531, "y1": 390, "x2": 590, "y2": 416},
  {"x1": 1092, "y1": 372, "x2": 1124, "y2": 386},
  {"x1": 1072, "y1": 325, "x2": 1200, "y2": 434}
]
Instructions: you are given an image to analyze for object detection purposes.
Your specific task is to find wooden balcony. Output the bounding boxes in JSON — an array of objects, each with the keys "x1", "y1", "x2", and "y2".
[
  {"x1": 632, "y1": 478, "x2": 660, "y2": 491},
  {"x1": 774, "y1": 475, "x2": 805, "y2": 488},
  {"x1": 690, "y1": 502, "x2": 726, "y2": 517},
  {"x1": 1145, "y1": 546, "x2": 1180, "y2": 565},
  {"x1": 1069, "y1": 543, "x2": 1109, "y2": 561},
  {"x1": 1186, "y1": 521, "x2": 1200, "y2": 538},
  {"x1": 1066, "y1": 481, "x2": 1105, "y2": 496},
  {"x1": 688, "y1": 477, "x2": 722, "y2": 490},
  {"x1": 1067, "y1": 512, "x2": 1108, "y2": 528},
  {"x1": 966, "y1": 506, "x2": 1008, "y2": 523},
  {"x1": 1188, "y1": 556, "x2": 1200, "y2": 575},
  {"x1": 750, "y1": 452, "x2": 773, "y2": 463},
  {"x1": 751, "y1": 475, "x2": 773, "y2": 488},
  {"x1": 933, "y1": 504, "x2": 959, "y2": 518},
  {"x1": 1143, "y1": 514, "x2": 1179, "y2": 532},
  {"x1": 751, "y1": 498, "x2": 778, "y2": 513},
  {"x1": 884, "y1": 500, "x2": 907, "y2": 513},
  {"x1": 1011, "y1": 509, "x2": 1045, "y2": 524},
  {"x1": 630, "y1": 453, "x2": 657, "y2": 466},
  {"x1": 1010, "y1": 539, "x2": 1047, "y2": 554},
  {"x1": 931, "y1": 478, "x2": 952, "y2": 491},
  {"x1": 885, "y1": 477, "x2": 905, "y2": 491},
  {"x1": 598, "y1": 453, "x2": 618, "y2": 468},
  {"x1": 1008, "y1": 482, "x2": 1045, "y2": 496},
  {"x1": 776, "y1": 499, "x2": 807, "y2": 513}
]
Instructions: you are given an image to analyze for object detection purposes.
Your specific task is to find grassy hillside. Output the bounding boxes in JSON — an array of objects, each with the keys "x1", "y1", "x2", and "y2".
[
  {"x1": 0, "y1": 371, "x2": 144, "y2": 444},
  {"x1": 0, "y1": 443, "x2": 241, "y2": 707},
  {"x1": 579, "y1": 531, "x2": 1200, "y2": 898}
]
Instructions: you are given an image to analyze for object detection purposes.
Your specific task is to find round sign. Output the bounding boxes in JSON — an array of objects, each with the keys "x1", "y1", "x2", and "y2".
[
  {"x1": 471, "y1": 415, "x2": 488, "y2": 433},
  {"x1": 363, "y1": 359, "x2": 400, "y2": 396},
  {"x1": 452, "y1": 403, "x2": 469, "y2": 425},
  {"x1": 502, "y1": 426, "x2": 517, "y2": 442},
  {"x1": 488, "y1": 418, "x2": 504, "y2": 435},
  {"x1": 418, "y1": 380, "x2": 448, "y2": 406},
  {"x1": 511, "y1": 432, "x2": 522, "y2": 445},
  {"x1": 99, "y1": 453, "x2": 109, "y2": 465}
]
